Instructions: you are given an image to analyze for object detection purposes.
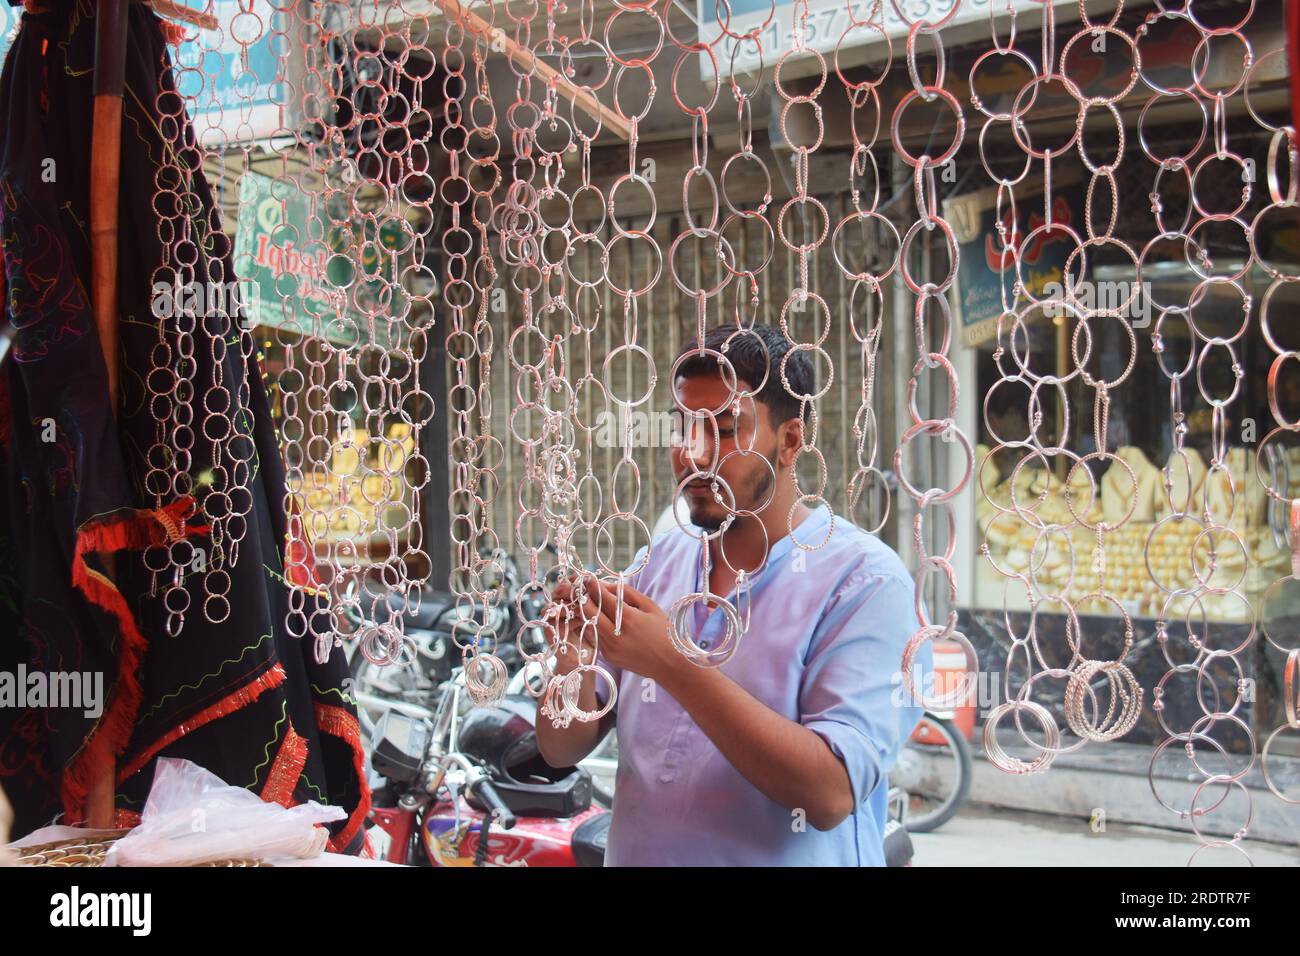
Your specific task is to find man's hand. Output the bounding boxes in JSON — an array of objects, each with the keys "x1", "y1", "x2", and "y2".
[
  {"x1": 546, "y1": 576, "x2": 686, "y2": 689},
  {"x1": 580, "y1": 579, "x2": 685, "y2": 689},
  {"x1": 544, "y1": 577, "x2": 599, "y2": 676},
  {"x1": 573, "y1": 579, "x2": 857, "y2": 831},
  {"x1": 535, "y1": 575, "x2": 621, "y2": 769}
]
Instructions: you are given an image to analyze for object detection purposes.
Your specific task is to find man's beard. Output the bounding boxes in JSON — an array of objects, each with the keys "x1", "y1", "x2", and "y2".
[{"x1": 685, "y1": 445, "x2": 778, "y2": 532}]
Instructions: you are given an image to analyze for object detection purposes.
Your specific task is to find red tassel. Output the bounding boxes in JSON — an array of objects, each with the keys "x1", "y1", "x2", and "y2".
[
  {"x1": 259, "y1": 722, "x2": 309, "y2": 809},
  {"x1": 61, "y1": 497, "x2": 211, "y2": 822},
  {"x1": 314, "y1": 703, "x2": 372, "y2": 854},
  {"x1": 116, "y1": 664, "x2": 288, "y2": 781},
  {"x1": 63, "y1": 551, "x2": 151, "y2": 821},
  {"x1": 114, "y1": 808, "x2": 141, "y2": 829}
]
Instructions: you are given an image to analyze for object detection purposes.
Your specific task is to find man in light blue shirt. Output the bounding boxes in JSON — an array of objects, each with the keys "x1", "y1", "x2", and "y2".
[{"x1": 538, "y1": 324, "x2": 929, "y2": 866}]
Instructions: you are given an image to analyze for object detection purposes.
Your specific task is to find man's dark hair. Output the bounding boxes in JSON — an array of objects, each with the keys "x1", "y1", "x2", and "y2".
[{"x1": 673, "y1": 324, "x2": 814, "y2": 425}]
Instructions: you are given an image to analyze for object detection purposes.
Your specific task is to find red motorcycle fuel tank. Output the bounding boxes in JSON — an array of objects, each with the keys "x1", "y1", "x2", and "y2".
[{"x1": 421, "y1": 800, "x2": 606, "y2": 867}]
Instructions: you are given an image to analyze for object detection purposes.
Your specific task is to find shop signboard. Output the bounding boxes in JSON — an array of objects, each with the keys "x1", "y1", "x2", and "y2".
[
  {"x1": 694, "y1": 0, "x2": 1082, "y2": 84},
  {"x1": 234, "y1": 168, "x2": 409, "y2": 350},
  {"x1": 945, "y1": 176, "x2": 1087, "y2": 348},
  {"x1": 172, "y1": 0, "x2": 303, "y2": 145}
]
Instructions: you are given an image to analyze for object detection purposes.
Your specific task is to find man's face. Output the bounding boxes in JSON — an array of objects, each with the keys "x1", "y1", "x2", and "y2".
[{"x1": 670, "y1": 372, "x2": 783, "y2": 531}]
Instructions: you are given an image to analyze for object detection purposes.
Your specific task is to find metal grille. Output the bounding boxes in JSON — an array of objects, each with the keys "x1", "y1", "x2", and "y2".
[{"x1": 481, "y1": 184, "x2": 900, "y2": 571}]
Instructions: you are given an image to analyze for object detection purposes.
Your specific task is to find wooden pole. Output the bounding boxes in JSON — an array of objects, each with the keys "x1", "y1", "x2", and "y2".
[
  {"x1": 91, "y1": 0, "x2": 128, "y2": 415},
  {"x1": 431, "y1": 0, "x2": 632, "y2": 142},
  {"x1": 86, "y1": 0, "x2": 131, "y2": 831}
]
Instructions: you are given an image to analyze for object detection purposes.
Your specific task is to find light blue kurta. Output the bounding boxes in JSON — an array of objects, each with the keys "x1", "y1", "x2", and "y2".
[{"x1": 597, "y1": 504, "x2": 930, "y2": 866}]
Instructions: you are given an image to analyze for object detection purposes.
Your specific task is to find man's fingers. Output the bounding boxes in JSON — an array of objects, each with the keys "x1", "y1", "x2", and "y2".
[
  {"x1": 591, "y1": 610, "x2": 618, "y2": 643},
  {"x1": 553, "y1": 573, "x2": 609, "y2": 608},
  {"x1": 569, "y1": 581, "x2": 615, "y2": 625},
  {"x1": 553, "y1": 577, "x2": 650, "y2": 642},
  {"x1": 594, "y1": 577, "x2": 653, "y2": 613},
  {"x1": 562, "y1": 597, "x2": 608, "y2": 643},
  {"x1": 618, "y1": 581, "x2": 652, "y2": 611}
]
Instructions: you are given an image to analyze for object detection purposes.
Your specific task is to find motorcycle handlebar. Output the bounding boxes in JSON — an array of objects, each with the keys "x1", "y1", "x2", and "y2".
[{"x1": 469, "y1": 778, "x2": 517, "y2": 831}]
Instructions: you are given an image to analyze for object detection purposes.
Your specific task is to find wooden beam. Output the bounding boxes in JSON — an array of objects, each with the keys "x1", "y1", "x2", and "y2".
[
  {"x1": 430, "y1": 0, "x2": 631, "y2": 142},
  {"x1": 146, "y1": 0, "x2": 219, "y2": 31}
]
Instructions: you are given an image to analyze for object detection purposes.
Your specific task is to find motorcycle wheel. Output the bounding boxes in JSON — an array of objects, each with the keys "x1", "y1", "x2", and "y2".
[{"x1": 891, "y1": 713, "x2": 972, "y2": 834}]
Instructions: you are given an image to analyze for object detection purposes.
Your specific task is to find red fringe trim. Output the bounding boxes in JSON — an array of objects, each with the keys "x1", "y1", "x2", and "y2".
[
  {"x1": 360, "y1": 828, "x2": 379, "y2": 860},
  {"x1": 314, "y1": 702, "x2": 371, "y2": 854},
  {"x1": 62, "y1": 497, "x2": 209, "y2": 824},
  {"x1": 116, "y1": 664, "x2": 287, "y2": 782},
  {"x1": 115, "y1": 808, "x2": 142, "y2": 829},
  {"x1": 260, "y1": 722, "x2": 308, "y2": 809}
]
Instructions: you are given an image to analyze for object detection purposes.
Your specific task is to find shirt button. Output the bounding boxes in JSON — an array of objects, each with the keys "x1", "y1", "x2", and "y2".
[{"x1": 699, "y1": 639, "x2": 710, "y2": 649}]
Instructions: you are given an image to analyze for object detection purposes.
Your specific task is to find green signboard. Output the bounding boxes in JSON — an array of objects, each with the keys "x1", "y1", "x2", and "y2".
[{"x1": 234, "y1": 169, "x2": 410, "y2": 350}]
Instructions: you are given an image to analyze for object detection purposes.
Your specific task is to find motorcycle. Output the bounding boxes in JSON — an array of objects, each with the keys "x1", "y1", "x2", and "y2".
[
  {"x1": 363, "y1": 659, "x2": 914, "y2": 866},
  {"x1": 365, "y1": 665, "x2": 610, "y2": 867},
  {"x1": 343, "y1": 550, "x2": 548, "y2": 740}
]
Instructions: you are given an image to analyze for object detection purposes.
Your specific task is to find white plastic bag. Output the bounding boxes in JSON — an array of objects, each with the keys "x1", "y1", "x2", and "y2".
[{"x1": 105, "y1": 757, "x2": 345, "y2": 867}]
